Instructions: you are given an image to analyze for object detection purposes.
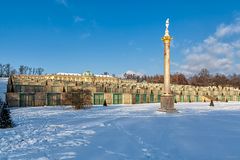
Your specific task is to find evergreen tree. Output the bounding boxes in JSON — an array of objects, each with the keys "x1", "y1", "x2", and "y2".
[
  {"x1": 209, "y1": 100, "x2": 214, "y2": 107},
  {"x1": 103, "y1": 99, "x2": 107, "y2": 106},
  {"x1": 0, "y1": 108, "x2": 13, "y2": 128}
]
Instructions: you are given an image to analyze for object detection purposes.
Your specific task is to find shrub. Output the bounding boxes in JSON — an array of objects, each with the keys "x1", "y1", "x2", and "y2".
[
  {"x1": 103, "y1": 99, "x2": 107, "y2": 106},
  {"x1": 209, "y1": 100, "x2": 214, "y2": 107},
  {"x1": 72, "y1": 89, "x2": 92, "y2": 110},
  {"x1": 0, "y1": 108, "x2": 13, "y2": 128}
]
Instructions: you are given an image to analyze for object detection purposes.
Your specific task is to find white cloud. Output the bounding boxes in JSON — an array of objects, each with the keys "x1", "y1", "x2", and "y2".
[
  {"x1": 232, "y1": 40, "x2": 240, "y2": 49},
  {"x1": 74, "y1": 16, "x2": 85, "y2": 23},
  {"x1": 237, "y1": 64, "x2": 240, "y2": 71},
  {"x1": 171, "y1": 61, "x2": 179, "y2": 67},
  {"x1": 179, "y1": 58, "x2": 232, "y2": 76},
  {"x1": 178, "y1": 17, "x2": 240, "y2": 75},
  {"x1": 198, "y1": 36, "x2": 233, "y2": 57},
  {"x1": 236, "y1": 51, "x2": 240, "y2": 58},
  {"x1": 215, "y1": 21, "x2": 240, "y2": 38}
]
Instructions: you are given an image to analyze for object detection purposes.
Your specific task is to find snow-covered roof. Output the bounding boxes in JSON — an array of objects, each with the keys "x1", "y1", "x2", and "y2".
[
  {"x1": 82, "y1": 71, "x2": 94, "y2": 76},
  {"x1": 56, "y1": 72, "x2": 114, "y2": 78},
  {"x1": 95, "y1": 74, "x2": 113, "y2": 78},
  {"x1": 56, "y1": 73, "x2": 82, "y2": 76}
]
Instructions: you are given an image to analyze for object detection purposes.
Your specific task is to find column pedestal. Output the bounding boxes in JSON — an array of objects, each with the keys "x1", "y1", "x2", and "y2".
[{"x1": 159, "y1": 94, "x2": 177, "y2": 113}]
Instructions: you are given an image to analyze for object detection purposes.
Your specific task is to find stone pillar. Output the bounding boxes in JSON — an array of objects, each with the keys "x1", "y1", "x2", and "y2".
[
  {"x1": 163, "y1": 36, "x2": 171, "y2": 95},
  {"x1": 159, "y1": 18, "x2": 177, "y2": 113}
]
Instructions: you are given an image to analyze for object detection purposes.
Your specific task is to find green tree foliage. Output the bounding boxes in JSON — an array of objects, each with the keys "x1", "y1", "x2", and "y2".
[
  {"x1": 210, "y1": 100, "x2": 214, "y2": 107},
  {"x1": 0, "y1": 108, "x2": 13, "y2": 128},
  {"x1": 103, "y1": 99, "x2": 107, "y2": 106}
]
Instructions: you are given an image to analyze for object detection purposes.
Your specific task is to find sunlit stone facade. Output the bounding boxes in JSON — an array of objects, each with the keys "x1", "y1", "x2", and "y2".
[{"x1": 6, "y1": 72, "x2": 240, "y2": 107}]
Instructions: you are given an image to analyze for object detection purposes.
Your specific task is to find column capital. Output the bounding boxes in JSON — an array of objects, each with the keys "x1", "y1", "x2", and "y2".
[{"x1": 161, "y1": 36, "x2": 172, "y2": 43}]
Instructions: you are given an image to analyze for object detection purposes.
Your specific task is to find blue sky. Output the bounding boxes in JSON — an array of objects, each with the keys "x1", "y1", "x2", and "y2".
[{"x1": 0, "y1": 0, "x2": 240, "y2": 75}]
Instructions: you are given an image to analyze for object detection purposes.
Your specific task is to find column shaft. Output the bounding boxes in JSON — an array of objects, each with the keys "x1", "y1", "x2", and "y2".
[{"x1": 164, "y1": 41, "x2": 171, "y2": 95}]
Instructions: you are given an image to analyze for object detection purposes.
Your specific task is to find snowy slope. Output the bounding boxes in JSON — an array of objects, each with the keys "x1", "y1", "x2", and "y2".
[
  {"x1": 0, "y1": 77, "x2": 8, "y2": 102},
  {"x1": 1, "y1": 102, "x2": 240, "y2": 160}
]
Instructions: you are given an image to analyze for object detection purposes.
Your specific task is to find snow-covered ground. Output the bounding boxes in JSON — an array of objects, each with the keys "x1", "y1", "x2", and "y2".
[
  {"x1": 1, "y1": 102, "x2": 240, "y2": 160},
  {"x1": 0, "y1": 77, "x2": 8, "y2": 102}
]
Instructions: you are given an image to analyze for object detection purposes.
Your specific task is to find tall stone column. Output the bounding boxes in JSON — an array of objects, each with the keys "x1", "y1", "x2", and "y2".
[
  {"x1": 163, "y1": 36, "x2": 171, "y2": 95},
  {"x1": 159, "y1": 18, "x2": 177, "y2": 113}
]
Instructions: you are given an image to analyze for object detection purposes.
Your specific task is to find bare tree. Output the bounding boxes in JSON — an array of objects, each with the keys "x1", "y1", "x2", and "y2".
[
  {"x1": 172, "y1": 73, "x2": 188, "y2": 85},
  {"x1": 71, "y1": 89, "x2": 92, "y2": 109},
  {"x1": 19, "y1": 65, "x2": 28, "y2": 75},
  {"x1": 0, "y1": 64, "x2": 3, "y2": 77},
  {"x1": 198, "y1": 68, "x2": 210, "y2": 86},
  {"x1": 0, "y1": 64, "x2": 45, "y2": 76},
  {"x1": 36, "y1": 68, "x2": 44, "y2": 75},
  {"x1": 229, "y1": 74, "x2": 240, "y2": 88},
  {"x1": 212, "y1": 74, "x2": 229, "y2": 87},
  {"x1": 4, "y1": 64, "x2": 11, "y2": 77},
  {"x1": 33, "y1": 68, "x2": 36, "y2": 75},
  {"x1": 10, "y1": 69, "x2": 17, "y2": 76},
  {"x1": 189, "y1": 75, "x2": 199, "y2": 86},
  {"x1": 28, "y1": 68, "x2": 32, "y2": 75}
]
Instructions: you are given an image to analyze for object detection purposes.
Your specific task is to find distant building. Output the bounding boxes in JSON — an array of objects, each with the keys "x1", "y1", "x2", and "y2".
[{"x1": 6, "y1": 71, "x2": 240, "y2": 107}]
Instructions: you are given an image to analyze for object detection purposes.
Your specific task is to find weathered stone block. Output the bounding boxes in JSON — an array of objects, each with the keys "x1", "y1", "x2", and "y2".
[
  {"x1": 123, "y1": 93, "x2": 131, "y2": 104},
  {"x1": 6, "y1": 93, "x2": 19, "y2": 107},
  {"x1": 159, "y1": 95, "x2": 177, "y2": 113},
  {"x1": 34, "y1": 92, "x2": 46, "y2": 106}
]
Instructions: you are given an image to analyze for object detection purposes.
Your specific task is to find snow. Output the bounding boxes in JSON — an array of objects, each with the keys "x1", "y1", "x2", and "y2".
[
  {"x1": 125, "y1": 70, "x2": 144, "y2": 77},
  {"x1": 1, "y1": 102, "x2": 240, "y2": 160},
  {"x1": 95, "y1": 74, "x2": 113, "y2": 78},
  {"x1": 56, "y1": 73, "x2": 82, "y2": 76},
  {"x1": 56, "y1": 72, "x2": 113, "y2": 78}
]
